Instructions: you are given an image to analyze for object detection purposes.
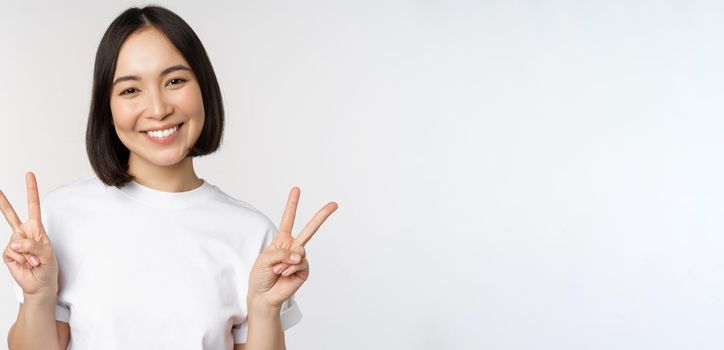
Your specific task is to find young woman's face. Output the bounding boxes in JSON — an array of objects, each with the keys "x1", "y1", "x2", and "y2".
[{"x1": 110, "y1": 27, "x2": 205, "y2": 168}]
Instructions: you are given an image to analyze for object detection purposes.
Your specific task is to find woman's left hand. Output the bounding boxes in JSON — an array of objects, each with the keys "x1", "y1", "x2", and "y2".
[{"x1": 247, "y1": 187, "x2": 338, "y2": 309}]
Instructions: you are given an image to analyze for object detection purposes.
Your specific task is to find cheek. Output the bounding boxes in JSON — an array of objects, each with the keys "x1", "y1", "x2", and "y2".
[
  {"x1": 110, "y1": 100, "x2": 139, "y2": 131},
  {"x1": 175, "y1": 85, "x2": 205, "y2": 120},
  {"x1": 176, "y1": 87, "x2": 205, "y2": 138}
]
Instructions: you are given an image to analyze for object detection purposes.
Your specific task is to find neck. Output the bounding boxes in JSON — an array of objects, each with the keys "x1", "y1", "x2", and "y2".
[{"x1": 127, "y1": 154, "x2": 203, "y2": 192}]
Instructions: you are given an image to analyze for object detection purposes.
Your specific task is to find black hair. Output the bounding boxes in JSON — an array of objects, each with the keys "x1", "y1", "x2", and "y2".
[{"x1": 86, "y1": 5, "x2": 224, "y2": 188}]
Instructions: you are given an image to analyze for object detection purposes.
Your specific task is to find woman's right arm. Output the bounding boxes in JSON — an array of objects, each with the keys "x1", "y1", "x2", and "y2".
[
  {"x1": 7, "y1": 293, "x2": 64, "y2": 350},
  {"x1": 1, "y1": 173, "x2": 66, "y2": 349}
]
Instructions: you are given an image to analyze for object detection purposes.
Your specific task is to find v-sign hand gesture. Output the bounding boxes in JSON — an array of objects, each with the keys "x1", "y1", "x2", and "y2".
[
  {"x1": 248, "y1": 187, "x2": 338, "y2": 309},
  {"x1": 0, "y1": 172, "x2": 59, "y2": 301}
]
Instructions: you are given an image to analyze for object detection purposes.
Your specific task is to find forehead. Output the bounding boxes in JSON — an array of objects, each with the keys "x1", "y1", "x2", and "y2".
[{"x1": 114, "y1": 27, "x2": 189, "y2": 77}]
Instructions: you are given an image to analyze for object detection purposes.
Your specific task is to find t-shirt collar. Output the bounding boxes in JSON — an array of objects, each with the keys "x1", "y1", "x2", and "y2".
[{"x1": 119, "y1": 178, "x2": 213, "y2": 208}]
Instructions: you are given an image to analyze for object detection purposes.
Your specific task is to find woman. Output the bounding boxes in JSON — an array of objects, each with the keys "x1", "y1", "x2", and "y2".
[{"x1": 1, "y1": 5, "x2": 337, "y2": 350}]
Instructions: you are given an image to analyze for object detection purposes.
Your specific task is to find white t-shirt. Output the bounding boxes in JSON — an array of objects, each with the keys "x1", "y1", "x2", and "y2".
[{"x1": 10, "y1": 176, "x2": 301, "y2": 349}]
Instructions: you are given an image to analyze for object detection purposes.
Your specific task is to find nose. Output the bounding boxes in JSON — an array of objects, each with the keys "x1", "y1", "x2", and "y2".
[{"x1": 145, "y1": 87, "x2": 173, "y2": 120}]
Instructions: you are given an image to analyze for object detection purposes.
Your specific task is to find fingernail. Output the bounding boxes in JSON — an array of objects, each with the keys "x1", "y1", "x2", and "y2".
[
  {"x1": 290, "y1": 254, "x2": 301, "y2": 263},
  {"x1": 11, "y1": 241, "x2": 21, "y2": 250},
  {"x1": 282, "y1": 267, "x2": 292, "y2": 276},
  {"x1": 273, "y1": 265, "x2": 285, "y2": 274},
  {"x1": 29, "y1": 256, "x2": 39, "y2": 266}
]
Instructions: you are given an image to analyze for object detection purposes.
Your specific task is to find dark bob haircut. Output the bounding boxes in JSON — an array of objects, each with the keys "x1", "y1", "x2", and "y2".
[{"x1": 86, "y1": 5, "x2": 224, "y2": 188}]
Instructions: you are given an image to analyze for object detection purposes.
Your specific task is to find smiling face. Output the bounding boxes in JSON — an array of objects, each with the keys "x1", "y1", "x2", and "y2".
[{"x1": 110, "y1": 26, "x2": 205, "y2": 169}]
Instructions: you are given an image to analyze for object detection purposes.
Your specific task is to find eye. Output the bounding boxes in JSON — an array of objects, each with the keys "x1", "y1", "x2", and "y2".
[
  {"x1": 120, "y1": 87, "x2": 138, "y2": 96},
  {"x1": 166, "y1": 78, "x2": 187, "y2": 86}
]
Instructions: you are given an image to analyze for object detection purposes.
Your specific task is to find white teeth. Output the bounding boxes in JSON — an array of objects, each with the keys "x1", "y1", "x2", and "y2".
[{"x1": 146, "y1": 125, "x2": 179, "y2": 138}]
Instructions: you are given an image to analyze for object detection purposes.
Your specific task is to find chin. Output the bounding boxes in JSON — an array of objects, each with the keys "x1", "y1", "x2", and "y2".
[
  {"x1": 156, "y1": 157, "x2": 187, "y2": 167},
  {"x1": 141, "y1": 151, "x2": 188, "y2": 167}
]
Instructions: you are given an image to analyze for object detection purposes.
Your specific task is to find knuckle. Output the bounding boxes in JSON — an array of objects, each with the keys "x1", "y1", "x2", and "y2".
[
  {"x1": 9, "y1": 240, "x2": 23, "y2": 251},
  {"x1": 269, "y1": 249, "x2": 287, "y2": 261}
]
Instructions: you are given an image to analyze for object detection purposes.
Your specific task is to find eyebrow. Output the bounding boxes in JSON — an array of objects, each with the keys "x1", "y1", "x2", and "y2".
[{"x1": 112, "y1": 64, "x2": 191, "y2": 87}]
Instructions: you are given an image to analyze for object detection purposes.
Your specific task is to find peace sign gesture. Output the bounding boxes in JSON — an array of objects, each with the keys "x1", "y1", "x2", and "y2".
[
  {"x1": 0, "y1": 172, "x2": 59, "y2": 301},
  {"x1": 248, "y1": 187, "x2": 338, "y2": 309}
]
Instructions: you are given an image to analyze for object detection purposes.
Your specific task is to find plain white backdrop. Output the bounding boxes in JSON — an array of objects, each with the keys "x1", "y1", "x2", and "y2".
[{"x1": 1, "y1": 0, "x2": 723, "y2": 349}]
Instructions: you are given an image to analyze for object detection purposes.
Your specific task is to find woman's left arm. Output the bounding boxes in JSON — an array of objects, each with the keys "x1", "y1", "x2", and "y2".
[
  {"x1": 233, "y1": 301, "x2": 284, "y2": 350},
  {"x1": 239, "y1": 187, "x2": 337, "y2": 350}
]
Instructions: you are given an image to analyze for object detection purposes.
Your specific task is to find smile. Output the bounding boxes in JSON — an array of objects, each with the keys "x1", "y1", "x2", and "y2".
[{"x1": 142, "y1": 123, "x2": 183, "y2": 144}]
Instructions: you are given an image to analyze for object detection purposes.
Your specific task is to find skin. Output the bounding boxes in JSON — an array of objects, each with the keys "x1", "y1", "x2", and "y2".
[
  {"x1": 2, "y1": 26, "x2": 338, "y2": 349},
  {"x1": 110, "y1": 26, "x2": 206, "y2": 192}
]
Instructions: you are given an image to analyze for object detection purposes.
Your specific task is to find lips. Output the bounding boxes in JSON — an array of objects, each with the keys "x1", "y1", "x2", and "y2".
[
  {"x1": 142, "y1": 122, "x2": 184, "y2": 133},
  {"x1": 142, "y1": 122, "x2": 183, "y2": 144}
]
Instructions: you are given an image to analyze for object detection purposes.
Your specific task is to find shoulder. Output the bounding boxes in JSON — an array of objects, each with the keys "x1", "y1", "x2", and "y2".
[
  {"x1": 204, "y1": 183, "x2": 277, "y2": 230},
  {"x1": 43, "y1": 175, "x2": 105, "y2": 206},
  {"x1": 204, "y1": 184, "x2": 279, "y2": 248},
  {"x1": 39, "y1": 176, "x2": 108, "y2": 237}
]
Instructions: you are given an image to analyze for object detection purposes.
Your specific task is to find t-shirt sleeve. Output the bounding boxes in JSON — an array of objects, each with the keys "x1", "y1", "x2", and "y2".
[
  {"x1": 232, "y1": 218, "x2": 303, "y2": 344},
  {"x1": 9, "y1": 194, "x2": 71, "y2": 323}
]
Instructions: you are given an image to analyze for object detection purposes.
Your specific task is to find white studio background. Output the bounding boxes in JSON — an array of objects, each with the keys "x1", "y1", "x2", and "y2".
[{"x1": 0, "y1": 0, "x2": 723, "y2": 349}]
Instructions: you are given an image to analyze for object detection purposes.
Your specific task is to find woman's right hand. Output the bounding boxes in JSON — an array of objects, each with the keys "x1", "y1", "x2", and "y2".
[{"x1": 0, "y1": 172, "x2": 59, "y2": 300}]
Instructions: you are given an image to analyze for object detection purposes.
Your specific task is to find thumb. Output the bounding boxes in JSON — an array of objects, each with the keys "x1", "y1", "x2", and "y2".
[{"x1": 256, "y1": 247, "x2": 302, "y2": 268}]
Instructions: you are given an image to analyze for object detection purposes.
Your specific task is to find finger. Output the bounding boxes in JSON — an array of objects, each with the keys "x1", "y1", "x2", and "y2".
[
  {"x1": 26, "y1": 172, "x2": 41, "y2": 222},
  {"x1": 294, "y1": 201, "x2": 338, "y2": 247},
  {"x1": 10, "y1": 232, "x2": 37, "y2": 267},
  {"x1": 9, "y1": 238, "x2": 44, "y2": 267},
  {"x1": 281, "y1": 258, "x2": 309, "y2": 277},
  {"x1": 272, "y1": 263, "x2": 289, "y2": 274},
  {"x1": 10, "y1": 238, "x2": 46, "y2": 256},
  {"x1": 271, "y1": 245, "x2": 304, "y2": 274},
  {"x1": 4, "y1": 244, "x2": 31, "y2": 266},
  {"x1": 290, "y1": 245, "x2": 305, "y2": 260},
  {"x1": 11, "y1": 251, "x2": 39, "y2": 267},
  {"x1": 278, "y1": 187, "x2": 300, "y2": 235},
  {"x1": 0, "y1": 189, "x2": 23, "y2": 234},
  {"x1": 258, "y1": 247, "x2": 305, "y2": 268}
]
